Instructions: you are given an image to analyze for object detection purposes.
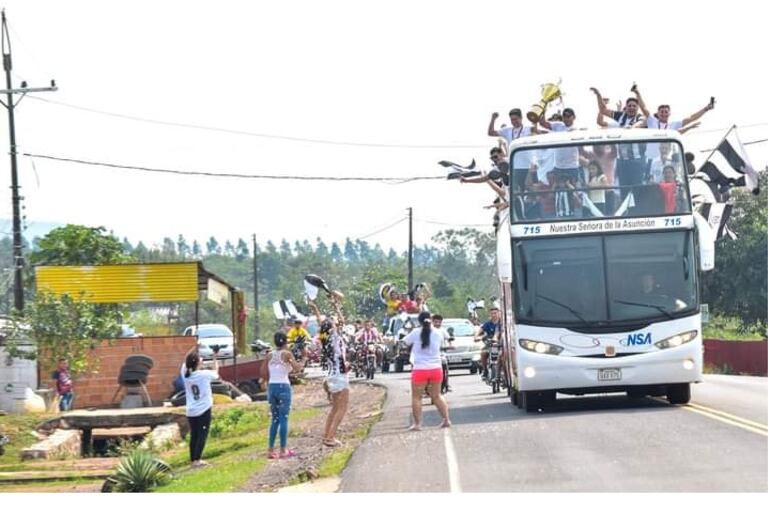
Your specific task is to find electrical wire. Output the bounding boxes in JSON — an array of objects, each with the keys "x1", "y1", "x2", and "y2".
[
  {"x1": 414, "y1": 217, "x2": 491, "y2": 228},
  {"x1": 698, "y1": 138, "x2": 768, "y2": 152},
  {"x1": 355, "y1": 217, "x2": 407, "y2": 240},
  {"x1": 26, "y1": 95, "x2": 769, "y2": 151},
  {"x1": 21, "y1": 153, "x2": 445, "y2": 182},
  {"x1": 26, "y1": 95, "x2": 485, "y2": 150}
]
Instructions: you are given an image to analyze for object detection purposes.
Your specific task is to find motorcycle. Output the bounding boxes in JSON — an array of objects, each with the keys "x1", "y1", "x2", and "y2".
[
  {"x1": 365, "y1": 343, "x2": 377, "y2": 380},
  {"x1": 485, "y1": 338, "x2": 505, "y2": 394}
]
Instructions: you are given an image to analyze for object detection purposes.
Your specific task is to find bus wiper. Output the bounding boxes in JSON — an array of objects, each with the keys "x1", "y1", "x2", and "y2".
[
  {"x1": 613, "y1": 299, "x2": 674, "y2": 320},
  {"x1": 536, "y1": 294, "x2": 587, "y2": 323}
]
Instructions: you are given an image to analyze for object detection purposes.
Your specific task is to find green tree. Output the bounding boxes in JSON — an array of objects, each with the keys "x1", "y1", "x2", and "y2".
[
  {"x1": 701, "y1": 175, "x2": 768, "y2": 332},
  {"x1": 5, "y1": 292, "x2": 122, "y2": 376},
  {"x1": 206, "y1": 237, "x2": 221, "y2": 255},
  {"x1": 29, "y1": 225, "x2": 133, "y2": 267},
  {"x1": 177, "y1": 235, "x2": 190, "y2": 258},
  {"x1": 235, "y1": 238, "x2": 250, "y2": 261}
]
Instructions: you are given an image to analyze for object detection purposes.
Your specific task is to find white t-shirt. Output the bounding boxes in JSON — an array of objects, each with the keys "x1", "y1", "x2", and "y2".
[
  {"x1": 645, "y1": 117, "x2": 683, "y2": 159},
  {"x1": 549, "y1": 121, "x2": 580, "y2": 169},
  {"x1": 181, "y1": 367, "x2": 218, "y2": 417},
  {"x1": 403, "y1": 327, "x2": 443, "y2": 370},
  {"x1": 645, "y1": 116, "x2": 683, "y2": 131},
  {"x1": 497, "y1": 125, "x2": 534, "y2": 170}
]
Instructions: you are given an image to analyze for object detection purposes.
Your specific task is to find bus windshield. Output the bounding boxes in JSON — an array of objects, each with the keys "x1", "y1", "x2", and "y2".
[
  {"x1": 513, "y1": 231, "x2": 697, "y2": 327},
  {"x1": 509, "y1": 140, "x2": 691, "y2": 222}
]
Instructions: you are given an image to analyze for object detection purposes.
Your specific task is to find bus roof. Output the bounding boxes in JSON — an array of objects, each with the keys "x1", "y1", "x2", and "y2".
[{"x1": 508, "y1": 127, "x2": 685, "y2": 152}]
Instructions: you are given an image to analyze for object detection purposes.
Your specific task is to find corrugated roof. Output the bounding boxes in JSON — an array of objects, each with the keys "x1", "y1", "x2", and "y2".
[{"x1": 36, "y1": 263, "x2": 200, "y2": 303}]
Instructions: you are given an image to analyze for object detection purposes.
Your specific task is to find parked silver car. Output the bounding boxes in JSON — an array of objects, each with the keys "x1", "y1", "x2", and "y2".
[
  {"x1": 441, "y1": 318, "x2": 483, "y2": 373},
  {"x1": 183, "y1": 323, "x2": 235, "y2": 359}
]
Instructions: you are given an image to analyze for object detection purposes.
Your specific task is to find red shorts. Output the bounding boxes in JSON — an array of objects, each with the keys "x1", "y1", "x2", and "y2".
[{"x1": 411, "y1": 368, "x2": 443, "y2": 385}]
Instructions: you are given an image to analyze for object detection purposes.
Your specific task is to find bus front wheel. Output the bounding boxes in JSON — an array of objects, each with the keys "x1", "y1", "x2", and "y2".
[{"x1": 666, "y1": 383, "x2": 691, "y2": 405}]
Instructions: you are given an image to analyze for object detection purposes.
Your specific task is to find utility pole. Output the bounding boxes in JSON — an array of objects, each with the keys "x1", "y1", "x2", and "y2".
[
  {"x1": 252, "y1": 234, "x2": 259, "y2": 341},
  {"x1": 1, "y1": 10, "x2": 57, "y2": 312},
  {"x1": 407, "y1": 207, "x2": 413, "y2": 292}
]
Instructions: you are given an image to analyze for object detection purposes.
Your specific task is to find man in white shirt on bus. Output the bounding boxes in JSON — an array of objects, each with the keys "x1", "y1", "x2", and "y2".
[
  {"x1": 487, "y1": 108, "x2": 540, "y2": 192},
  {"x1": 538, "y1": 108, "x2": 582, "y2": 185}
]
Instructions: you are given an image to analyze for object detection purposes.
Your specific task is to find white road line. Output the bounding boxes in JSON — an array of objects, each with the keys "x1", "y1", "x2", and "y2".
[{"x1": 443, "y1": 429, "x2": 462, "y2": 493}]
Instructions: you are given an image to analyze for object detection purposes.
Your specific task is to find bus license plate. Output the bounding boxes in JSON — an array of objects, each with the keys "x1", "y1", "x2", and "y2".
[{"x1": 598, "y1": 368, "x2": 621, "y2": 381}]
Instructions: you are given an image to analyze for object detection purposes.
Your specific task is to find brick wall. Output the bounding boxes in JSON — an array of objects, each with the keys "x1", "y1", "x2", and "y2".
[{"x1": 68, "y1": 336, "x2": 197, "y2": 409}]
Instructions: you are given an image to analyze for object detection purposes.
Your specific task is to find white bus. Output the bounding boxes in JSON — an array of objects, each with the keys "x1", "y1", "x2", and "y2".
[{"x1": 498, "y1": 129, "x2": 715, "y2": 412}]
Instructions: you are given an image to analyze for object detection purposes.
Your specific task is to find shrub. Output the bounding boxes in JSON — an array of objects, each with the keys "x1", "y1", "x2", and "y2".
[{"x1": 104, "y1": 449, "x2": 172, "y2": 493}]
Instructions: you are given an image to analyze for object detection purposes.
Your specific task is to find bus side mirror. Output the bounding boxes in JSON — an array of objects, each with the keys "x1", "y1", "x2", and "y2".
[{"x1": 694, "y1": 212, "x2": 715, "y2": 271}]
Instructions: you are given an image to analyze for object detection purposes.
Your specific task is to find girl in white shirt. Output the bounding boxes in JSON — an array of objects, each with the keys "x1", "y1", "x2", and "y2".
[
  {"x1": 403, "y1": 311, "x2": 451, "y2": 430},
  {"x1": 182, "y1": 349, "x2": 219, "y2": 467}
]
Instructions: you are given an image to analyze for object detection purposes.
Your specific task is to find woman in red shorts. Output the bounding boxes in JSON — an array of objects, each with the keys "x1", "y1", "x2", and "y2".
[{"x1": 404, "y1": 311, "x2": 451, "y2": 430}]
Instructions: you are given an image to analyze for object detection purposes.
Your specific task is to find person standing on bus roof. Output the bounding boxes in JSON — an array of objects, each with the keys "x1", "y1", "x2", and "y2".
[
  {"x1": 487, "y1": 108, "x2": 539, "y2": 192},
  {"x1": 538, "y1": 108, "x2": 583, "y2": 185}
]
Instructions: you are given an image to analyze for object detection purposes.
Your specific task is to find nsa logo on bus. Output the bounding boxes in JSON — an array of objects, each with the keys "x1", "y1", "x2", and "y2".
[{"x1": 622, "y1": 333, "x2": 652, "y2": 346}]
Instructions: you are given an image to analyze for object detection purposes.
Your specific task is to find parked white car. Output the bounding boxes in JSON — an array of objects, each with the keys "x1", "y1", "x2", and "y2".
[{"x1": 183, "y1": 323, "x2": 235, "y2": 360}]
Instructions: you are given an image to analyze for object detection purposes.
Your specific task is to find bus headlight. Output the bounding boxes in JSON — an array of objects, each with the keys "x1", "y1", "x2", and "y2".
[
  {"x1": 519, "y1": 339, "x2": 564, "y2": 355},
  {"x1": 654, "y1": 330, "x2": 698, "y2": 350}
]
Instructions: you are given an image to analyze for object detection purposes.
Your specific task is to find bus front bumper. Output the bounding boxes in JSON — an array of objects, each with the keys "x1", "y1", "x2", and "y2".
[{"x1": 516, "y1": 343, "x2": 702, "y2": 392}]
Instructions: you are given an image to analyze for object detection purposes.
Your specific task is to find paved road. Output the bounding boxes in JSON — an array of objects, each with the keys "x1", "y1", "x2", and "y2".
[{"x1": 340, "y1": 369, "x2": 767, "y2": 492}]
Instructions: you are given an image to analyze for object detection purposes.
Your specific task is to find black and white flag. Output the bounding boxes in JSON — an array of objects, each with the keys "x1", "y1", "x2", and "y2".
[
  {"x1": 699, "y1": 202, "x2": 736, "y2": 240},
  {"x1": 273, "y1": 299, "x2": 300, "y2": 320},
  {"x1": 438, "y1": 159, "x2": 481, "y2": 180},
  {"x1": 696, "y1": 127, "x2": 760, "y2": 197}
]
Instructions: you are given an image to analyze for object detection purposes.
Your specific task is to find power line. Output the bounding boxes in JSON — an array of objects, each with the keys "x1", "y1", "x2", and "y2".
[
  {"x1": 414, "y1": 217, "x2": 491, "y2": 228},
  {"x1": 356, "y1": 217, "x2": 407, "y2": 240},
  {"x1": 22, "y1": 152, "x2": 445, "y2": 182},
  {"x1": 698, "y1": 138, "x2": 767, "y2": 153},
  {"x1": 27, "y1": 95, "x2": 484, "y2": 150},
  {"x1": 28, "y1": 95, "x2": 766, "y2": 150}
]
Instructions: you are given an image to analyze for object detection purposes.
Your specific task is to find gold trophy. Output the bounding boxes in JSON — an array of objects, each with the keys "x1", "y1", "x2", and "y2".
[{"x1": 527, "y1": 81, "x2": 563, "y2": 123}]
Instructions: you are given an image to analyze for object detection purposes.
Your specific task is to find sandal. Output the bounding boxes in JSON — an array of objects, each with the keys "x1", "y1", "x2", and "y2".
[
  {"x1": 268, "y1": 451, "x2": 280, "y2": 459},
  {"x1": 407, "y1": 424, "x2": 422, "y2": 431},
  {"x1": 440, "y1": 420, "x2": 452, "y2": 429},
  {"x1": 322, "y1": 438, "x2": 342, "y2": 447},
  {"x1": 280, "y1": 449, "x2": 297, "y2": 458}
]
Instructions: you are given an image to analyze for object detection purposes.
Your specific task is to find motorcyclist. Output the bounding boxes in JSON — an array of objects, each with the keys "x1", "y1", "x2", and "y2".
[
  {"x1": 431, "y1": 314, "x2": 453, "y2": 393},
  {"x1": 287, "y1": 317, "x2": 311, "y2": 361},
  {"x1": 477, "y1": 306, "x2": 501, "y2": 380}
]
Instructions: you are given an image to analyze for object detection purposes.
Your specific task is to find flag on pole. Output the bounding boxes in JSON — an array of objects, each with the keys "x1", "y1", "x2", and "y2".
[
  {"x1": 699, "y1": 202, "x2": 736, "y2": 240},
  {"x1": 696, "y1": 126, "x2": 760, "y2": 196},
  {"x1": 438, "y1": 159, "x2": 481, "y2": 180}
]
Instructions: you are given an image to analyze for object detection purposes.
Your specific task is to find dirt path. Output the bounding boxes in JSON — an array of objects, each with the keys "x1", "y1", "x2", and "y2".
[{"x1": 239, "y1": 379, "x2": 386, "y2": 492}]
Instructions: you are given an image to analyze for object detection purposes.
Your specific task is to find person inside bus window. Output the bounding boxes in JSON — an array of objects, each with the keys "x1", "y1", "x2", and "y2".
[
  {"x1": 638, "y1": 273, "x2": 687, "y2": 311},
  {"x1": 522, "y1": 165, "x2": 552, "y2": 220},
  {"x1": 649, "y1": 142, "x2": 676, "y2": 183},
  {"x1": 553, "y1": 172, "x2": 581, "y2": 218},
  {"x1": 658, "y1": 165, "x2": 678, "y2": 213},
  {"x1": 585, "y1": 160, "x2": 608, "y2": 216}
]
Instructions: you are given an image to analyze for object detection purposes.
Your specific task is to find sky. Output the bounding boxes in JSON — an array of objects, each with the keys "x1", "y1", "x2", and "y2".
[{"x1": 0, "y1": 0, "x2": 767, "y2": 253}]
